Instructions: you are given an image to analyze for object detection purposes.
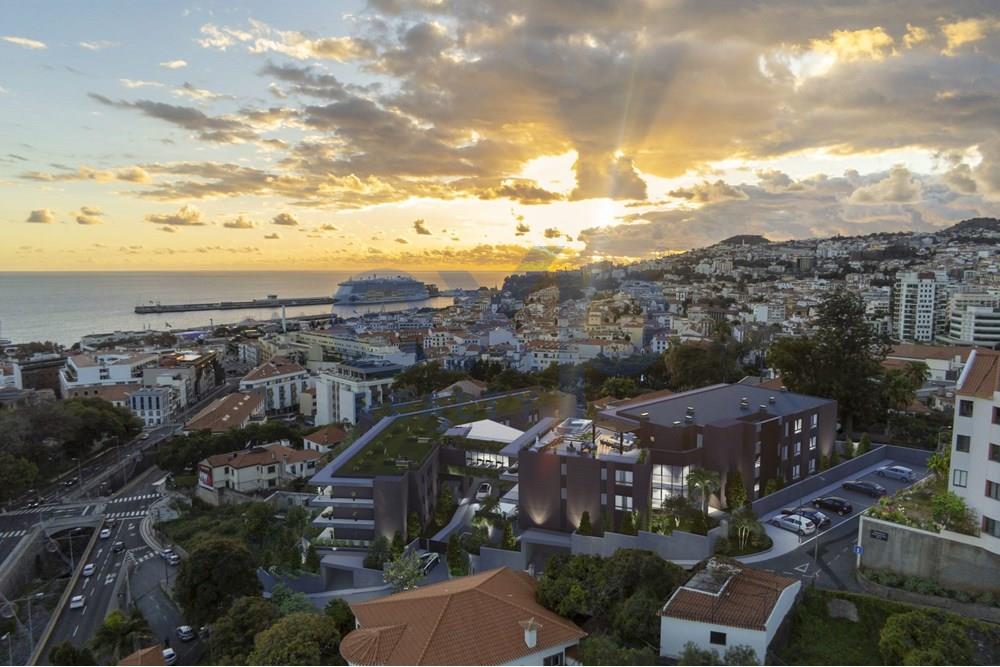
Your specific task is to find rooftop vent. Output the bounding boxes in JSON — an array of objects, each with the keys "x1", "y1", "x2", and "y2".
[
  {"x1": 686, "y1": 406, "x2": 695, "y2": 416},
  {"x1": 759, "y1": 404, "x2": 768, "y2": 411},
  {"x1": 739, "y1": 397, "x2": 749, "y2": 410},
  {"x1": 768, "y1": 396, "x2": 776, "y2": 404},
  {"x1": 519, "y1": 618, "x2": 541, "y2": 649}
]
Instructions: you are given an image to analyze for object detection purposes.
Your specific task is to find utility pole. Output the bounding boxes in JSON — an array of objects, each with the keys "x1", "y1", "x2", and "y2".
[{"x1": 2, "y1": 631, "x2": 11, "y2": 667}]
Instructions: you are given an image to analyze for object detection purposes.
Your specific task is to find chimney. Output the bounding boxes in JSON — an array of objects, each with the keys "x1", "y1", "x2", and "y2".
[
  {"x1": 768, "y1": 396, "x2": 776, "y2": 404},
  {"x1": 519, "y1": 618, "x2": 541, "y2": 649}
]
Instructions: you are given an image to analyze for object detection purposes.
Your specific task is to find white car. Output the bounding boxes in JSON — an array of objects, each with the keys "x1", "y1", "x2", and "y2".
[
  {"x1": 162, "y1": 648, "x2": 177, "y2": 665},
  {"x1": 475, "y1": 482, "x2": 492, "y2": 502},
  {"x1": 877, "y1": 465, "x2": 915, "y2": 482},
  {"x1": 99, "y1": 528, "x2": 112, "y2": 539},
  {"x1": 771, "y1": 514, "x2": 816, "y2": 536},
  {"x1": 69, "y1": 595, "x2": 85, "y2": 610},
  {"x1": 82, "y1": 563, "x2": 96, "y2": 577}
]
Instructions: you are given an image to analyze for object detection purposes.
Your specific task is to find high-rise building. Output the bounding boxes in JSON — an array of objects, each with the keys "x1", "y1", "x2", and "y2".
[
  {"x1": 944, "y1": 290, "x2": 1000, "y2": 346},
  {"x1": 891, "y1": 271, "x2": 949, "y2": 343}
]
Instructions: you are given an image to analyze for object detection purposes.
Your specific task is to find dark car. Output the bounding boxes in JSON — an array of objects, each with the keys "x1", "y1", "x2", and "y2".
[
  {"x1": 842, "y1": 480, "x2": 887, "y2": 497},
  {"x1": 112, "y1": 541, "x2": 126, "y2": 553},
  {"x1": 812, "y1": 496, "x2": 853, "y2": 515},
  {"x1": 781, "y1": 507, "x2": 832, "y2": 529}
]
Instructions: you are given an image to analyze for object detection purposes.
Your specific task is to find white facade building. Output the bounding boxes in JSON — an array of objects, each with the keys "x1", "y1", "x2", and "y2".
[
  {"x1": 59, "y1": 352, "x2": 158, "y2": 395},
  {"x1": 891, "y1": 271, "x2": 950, "y2": 343},
  {"x1": 239, "y1": 356, "x2": 310, "y2": 414},
  {"x1": 314, "y1": 359, "x2": 401, "y2": 426},
  {"x1": 127, "y1": 385, "x2": 177, "y2": 427}
]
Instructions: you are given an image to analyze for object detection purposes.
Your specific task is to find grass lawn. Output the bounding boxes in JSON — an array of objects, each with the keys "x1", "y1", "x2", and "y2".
[{"x1": 343, "y1": 413, "x2": 440, "y2": 475}]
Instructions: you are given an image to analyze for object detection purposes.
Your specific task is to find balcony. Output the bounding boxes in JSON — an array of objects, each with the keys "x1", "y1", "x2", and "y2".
[{"x1": 311, "y1": 494, "x2": 374, "y2": 508}]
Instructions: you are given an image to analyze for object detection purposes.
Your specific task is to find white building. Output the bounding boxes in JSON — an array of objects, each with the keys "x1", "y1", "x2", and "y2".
[
  {"x1": 314, "y1": 359, "x2": 401, "y2": 426},
  {"x1": 127, "y1": 385, "x2": 178, "y2": 427},
  {"x1": 891, "y1": 271, "x2": 950, "y2": 343},
  {"x1": 302, "y1": 424, "x2": 349, "y2": 454},
  {"x1": 658, "y1": 558, "x2": 801, "y2": 664},
  {"x1": 945, "y1": 291, "x2": 1000, "y2": 346},
  {"x1": 239, "y1": 356, "x2": 310, "y2": 414},
  {"x1": 59, "y1": 352, "x2": 158, "y2": 395},
  {"x1": 197, "y1": 442, "x2": 320, "y2": 499},
  {"x1": 950, "y1": 349, "x2": 1000, "y2": 553}
]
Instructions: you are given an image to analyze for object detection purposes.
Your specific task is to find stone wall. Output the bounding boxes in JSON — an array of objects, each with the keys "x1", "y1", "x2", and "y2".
[{"x1": 856, "y1": 570, "x2": 1000, "y2": 624}]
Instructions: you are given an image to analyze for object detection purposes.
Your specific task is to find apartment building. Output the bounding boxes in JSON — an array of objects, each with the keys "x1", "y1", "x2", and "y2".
[
  {"x1": 516, "y1": 384, "x2": 836, "y2": 534},
  {"x1": 949, "y1": 349, "x2": 1000, "y2": 553},
  {"x1": 197, "y1": 442, "x2": 320, "y2": 500},
  {"x1": 313, "y1": 359, "x2": 402, "y2": 426},
  {"x1": 891, "y1": 271, "x2": 950, "y2": 343},
  {"x1": 127, "y1": 385, "x2": 178, "y2": 427},
  {"x1": 943, "y1": 291, "x2": 1000, "y2": 346},
  {"x1": 59, "y1": 352, "x2": 158, "y2": 395},
  {"x1": 292, "y1": 330, "x2": 416, "y2": 367},
  {"x1": 239, "y1": 356, "x2": 310, "y2": 414}
]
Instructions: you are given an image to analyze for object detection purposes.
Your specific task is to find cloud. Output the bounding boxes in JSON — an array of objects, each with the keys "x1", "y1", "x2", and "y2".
[
  {"x1": 160, "y1": 59, "x2": 188, "y2": 69},
  {"x1": 272, "y1": 212, "x2": 299, "y2": 226},
  {"x1": 120, "y1": 79, "x2": 165, "y2": 89},
  {"x1": 395, "y1": 237, "x2": 408, "y2": 244},
  {"x1": 809, "y1": 27, "x2": 896, "y2": 63},
  {"x1": 264, "y1": 232, "x2": 281, "y2": 239},
  {"x1": 88, "y1": 93, "x2": 257, "y2": 143},
  {"x1": 848, "y1": 165, "x2": 922, "y2": 203},
  {"x1": 21, "y1": 164, "x2": 151, "y2": 184},
  {"x1": 319, "y1": 223, "x2": 337, "y2": 231},
  {"x1": 26, "y1": 208, "x2": 55, "y2": 223},
  {"x1": 515, "y1": 222, "x2": 531, "y2": 236},
  {"x1": 145, "y1": 204, "x2": 207, "y2": 226},
  {"x1": 75, "y1": 205, "x2": 104, "y2": 225},
  {"x1": 223, "y1": 215, "x2": 257, "y2": 229},
  {"x1": 543, "y1": 227, "x2": 564, "y2": 239},
  {"x1": 941, "y1": 18, "x2": 1000, "y2": 55},
  {"x1": 198, "y1": 19, "x2": 375, "y2": 61},
  {"x1": 79, "y1": 40, "x2": 117, "y2": 50},
  {"x1": 158, "y1": 226, "x2": 177, "y2": 233},
  {"x1": 669, "y1": 180, "x2": 748, "y2": 203},
  {"x1": 173, "y1": 82, "x2": 231, "y2": 101},
  {"x1": 2, "y1": 36, "x2": 46, "y2": 49},
  {"x1": 413, "y1": 219, "x2": 431, "y2": 235}
]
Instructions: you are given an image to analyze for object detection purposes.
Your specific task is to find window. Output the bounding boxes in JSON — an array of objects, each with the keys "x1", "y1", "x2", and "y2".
[
  {"x1": 794, "y1": 418, "x2": 803, "y2": 434},
  {"x1": 560, "y1": 487, "x2": 567, "y2": 500},
  {"x1": 560, "y1": 463, "x2": 567, "y2": 476},
  {"x1": 781, "y1": 445, "x2": 788, "y2": 461},
  {"x1": 959, "y1": 400, "x2": 974, "y2": 417},
  {"x1": 614, "y1": 494, "x2": 633, "y2": 511},
  {"x1": 987, "y1": 480, "x2": 1000, "y2": 501},
  {"x1": 543, "y1": 653, "x2": 565, "y2": 666},
  {"x1": 808, "y1": 458, "x2": 816, "y2": 473},
  {"x1": 990, "y1": 444, "x2": 1000, "y2": 462},
  {"x1": 792, "y1": 464, "x2": 801, "y2": 479},
  {"x1": 811, "y1": 414, "x2": 818, "y2": 428},
  {"x1": 615, "y1": 469, "x2": 634, "y2": 486},
  {"x1": 953, "y1": 469, "x2": 968, "y2": 488},
  {"x1": 267, "y1": 465, "x2": 276, "y2": 474},
  {"x1": 994, "y1": 407, "x2": 1000, "y2": 425},
  {"x1": 601, "y1": 467, "x2": 607, "y2": 481},
  {"x1": 794, "y1": 441, "x2": 801, "y2": 456},
  {"x1": 809, "y1": 436, "x2": 817, "y2": 451},
  {"x1": 956, "y1": 435, "x2": 971, "y2": 453},
  {"x1": 710, "y1": 631, "x2": 727, "y2": 646},
  {"x1": 785, "y1": 422, "x2": 789, "y2": 437}
]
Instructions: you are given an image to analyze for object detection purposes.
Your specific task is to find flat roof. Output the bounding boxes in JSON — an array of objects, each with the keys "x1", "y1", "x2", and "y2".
[{"x1": 615, "y1": 383, "x2": 831, "y2": 427}]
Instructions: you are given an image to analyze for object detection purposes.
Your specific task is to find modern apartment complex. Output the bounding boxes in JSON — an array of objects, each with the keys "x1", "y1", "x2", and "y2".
[
  {"x1": 239, "y1": 356, "x2": 310, "y2": 414},
  {"x1": 949, "y1": 349, "x2": 1000, "y2": 553},
  {"x1": 891, "y1": 271, "x2": 950, "y2": 343},
  {"x1": 516, "y1": 384, "x2": 837, "y2": 534},
  {"x1": 59, "y1": 352, "x2": 158, "y2": 395},
  {"x1": 127, "y1": 385, "x2": 178, "y2": 427},
  {"x1": 314, "y1": 359, "x2": 402, "y2": 426}
]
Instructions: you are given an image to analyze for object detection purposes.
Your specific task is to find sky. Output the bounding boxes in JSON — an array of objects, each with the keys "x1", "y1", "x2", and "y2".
[{"x1": 2, "y1": 0, "x2": 999, "y2": 271}]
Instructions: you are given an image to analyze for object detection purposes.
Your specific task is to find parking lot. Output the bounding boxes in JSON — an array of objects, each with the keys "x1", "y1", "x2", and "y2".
[{"x1": 745, "y1": 459, "x2": 930, "y2": 562}]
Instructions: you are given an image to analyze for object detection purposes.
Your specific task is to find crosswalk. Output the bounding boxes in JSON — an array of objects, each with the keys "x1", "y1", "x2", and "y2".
[
  {"x1": 106, "y1": 510, "x2": 149, "y2": 520},
  {"x1": 109, "y1": 493, "x2": 160, "y2": 505},
  {"x1": 0, "y1": 529, "x2": 27, "y2": 539},
  {"x1": 4, "y1": 505, "x2": 60, "y2": 516}
]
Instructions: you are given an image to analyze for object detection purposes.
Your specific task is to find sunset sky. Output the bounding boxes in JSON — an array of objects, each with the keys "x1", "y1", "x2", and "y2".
[{"x1": 2, "y1": 1, "x2": 999, "y2": 271}]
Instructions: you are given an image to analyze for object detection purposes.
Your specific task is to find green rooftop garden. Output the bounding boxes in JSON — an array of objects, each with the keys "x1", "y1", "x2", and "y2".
[
  {"x1": 444, "y1": 437, "x2": 511, "y2": 453},
  {"x1": 343, "y1": 413, "x2": 442, "y2": 475}
]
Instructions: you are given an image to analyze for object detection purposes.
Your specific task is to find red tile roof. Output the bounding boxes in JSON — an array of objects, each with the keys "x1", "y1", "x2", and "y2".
[
  {"x1": 958, "y1": 349, "x2": 1000, "y2": 399},
  {"x1": 304, "y1": 424, "x2": 348, "y2": 447},
  {"x1": 184, "y1": 391, "x2": 263, "y2": 433},
  {"x1": 203, "y1": 442, "x2": 319, "y2": 469},
  {"x1": 341, "y1": 568, "x2": 585, "y2": 665},
  {"x1": 889, "y1": 344, "x2": 974, "y2": 362},
  {"x1": 242, "y1": 356, "x2": 306, "y2": 382}
]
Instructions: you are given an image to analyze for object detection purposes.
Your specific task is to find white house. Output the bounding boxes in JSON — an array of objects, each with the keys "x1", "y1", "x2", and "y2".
[
  {"x1": 239, "y1": 356, "x2": 310, "y2": 414},
  {"x1": 197, "y1": 442, "x2": 320, "y2": 501},
  {"x1": 302, "y1": 423, "x2": 349, "y2": 454},
  {"x1": 658, "y1": 558, "x2": 801, "y2": 664},
  {"x1": 950, "y1": 348, "x2": 1000, "y2": 553},
  {"x1": 59, "y1": 352, "x2": 158, "y2": 395}
]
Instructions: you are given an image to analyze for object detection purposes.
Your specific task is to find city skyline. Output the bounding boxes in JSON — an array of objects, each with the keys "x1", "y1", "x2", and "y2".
[{"x1": 3, "y1": 1, "x2": 1000, "y2": 271}]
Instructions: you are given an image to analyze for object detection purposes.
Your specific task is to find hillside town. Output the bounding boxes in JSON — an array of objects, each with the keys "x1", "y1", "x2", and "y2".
[{"x1": 1, "y1": 220, "x2": 998, "y2": 665}]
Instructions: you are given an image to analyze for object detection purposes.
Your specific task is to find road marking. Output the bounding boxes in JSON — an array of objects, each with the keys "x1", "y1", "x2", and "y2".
[
  {"x1": 793, "y1": 563, "x2": 810, "y2": 574},
  {"x1": 73, "y1": 625, "x2": 79, "y2": 637},
  {"x1": 105, "y1": 574, "x2": 116, "y2": 586}
]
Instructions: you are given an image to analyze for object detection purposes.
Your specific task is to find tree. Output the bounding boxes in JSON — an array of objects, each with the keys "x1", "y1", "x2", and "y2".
[
  {"x1": 729, "y1": 506, "x2": 764, "y2": 551},
  {"x1": 502, "y1": 519, "x2": 517, "y2": 550},
  {"x1": 927, "y1": 448, "x2": 950, "y2": 481},
  {"x1": 446, "y1": 534, "x2": 468, "y2": 575},
  {"x1": 686, "y1": 467, "x2": 721, "y2": 518},
  {"x1": 878, "y1": 610, "x2": 973, "y2": 665},
  {"x1": 324, "y1": 598, "x2": 355, "y2": 637},
  {"x1": 270, "y1": 583, "x2": 315, "y2": 616},
  {"x1": 613, "y1": 591, "x2": 661, "y2": 645},
  {"x1": 599, "y1": 376, "x2": 638, "y2": 399},
  {"x1": 0, "y1": 453, "x2": 38, "y2": 503},
  {"x1": 763, "y1": 478, "x2": 780, "y2": 495},
  {"x1": 722, "y1": 645, "x2": 760, "y2": 665},
  {"x1": 856, "y1": 432, "x2": 872, "y2": 455},
  {"x1": 210, "y1": 596, "x2": 281, "y2": 665},
  {"x1": 679, "y1": 642, "x2": 720, "y2": 665},
  {"x1": 724, "y1": 470, "x2": 748, "y2": 509},
  {"x1": 304, "y1": 543, "x2": 320, "y2": 573},
  {"x1": 618, "y1": 511, "x2": 636, "y2": 535},
  {"x1": 579, "y1": 634, "x2": 658, "y2": 666},
  {"x1": 829, "y1": 446, "x2": 841, "y2": 467},
  {"x1": 383, "y1": 550, "x2": 423, "y2": 592},
  {"x1": 50, "y1": 642, "x2": 97, "y2": 665},
  {"x1": 248, "y1": 612, "x2": 341, "y2": 665},
  {"x1": 768, "y1": 289, "x2": 891, "y2": 435},
  {"x1": 577, "y1": 510, "x2": 593, "y2": 536},
  {"x1": 89, "y1": 609, "x2": 151, "y2": 663},
  {"x1": 364, "y1": 535, "x2": 392, "y2": 570},
  {"x1": 390, "y1": 530, "x2": 405, "y2": 558},
  {"x1": 883, "y1": 362, "x2": 929, "y2": 414},
  {"x1": 407, "y1": 511, "x2": 422, "y2": 542},
  {"x1": 175, "y1": 538, "x2": 260, "y2": 626}
]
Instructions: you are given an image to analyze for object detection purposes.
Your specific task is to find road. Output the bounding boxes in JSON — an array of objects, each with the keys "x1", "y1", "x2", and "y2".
[{"x1": 750, "y1": 462, "x2": 930, "y2": 591}]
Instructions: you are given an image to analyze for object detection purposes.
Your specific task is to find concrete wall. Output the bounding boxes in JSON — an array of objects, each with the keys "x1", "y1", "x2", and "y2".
[
  {"x1": 750, "y1": 445, "x2": 932, "y2": 517},
  {"x1": 856, "y1": 570, "x2": 1000, "y2": 624},
  {"x1": 858, "y1": 515, "x2": 1000, "y2": 593},
  {"x1": 477, "y1": 545, "x2": 527, "y2": 572},
  {"x1": 570, "y1": 526, "x2": 724, "y2": 562},
  {"x1": 659, "y1": 616, "x2": 766, "y2": 663}
]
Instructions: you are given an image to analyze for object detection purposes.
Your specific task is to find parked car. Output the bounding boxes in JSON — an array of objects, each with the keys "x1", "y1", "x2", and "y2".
[
  {"x1": 99, "y1": 528, "x2": 112, "y2": 539},
  {"x1": 812, "y1": 496, "x2": 853, "y2": 515},
  {"x1": 780, "y1": 507, "x2": 831, "y2": 529},
  {"x1": 877, "y1": 465, "x2": 915, "y2": 482},
  {"x1": 112, "y1": 541, "x2": 125, "y2": 553},
  {"x1": 26, "y1": 499, "x2": 40, "y2": 509},
  {"x1": 842, "y1": 480, "x2": 887, "y2": 497},
  {"x1": 162, "y1": 648, "x2": 177, "y2": 665},
  {"x1": 475, "y1": 482, "x2": 492, "y2": 502},
  {"x1": 82, "y1": 563, "x2": 96, "y2": 577},
  {"x1": 63, "y1": 477, "x2": 78, "y2": 487},
  {"x1": 167, "y1": 553, "x2": 181, "y2": 566},
  {"x1": 176, "y1": 626, "x2": 196, "y2": 642},
  {"x1": 160, "y1": 548, "x2": 176, "y2": 560},
  {"x1": 69, "y1": 595, "x2": 85, "y2": 610},
  {"x1": 770, "y1": 514, "x2": 816, "y2": 536},
  {"x1": 140, "y1": 432, "x2": 151, "y2": 440},
  {"x1": 418, "y1": 552, "x2": 440, "y2": 575}
]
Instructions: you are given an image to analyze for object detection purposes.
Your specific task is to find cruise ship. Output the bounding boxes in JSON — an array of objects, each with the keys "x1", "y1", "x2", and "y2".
[{"x1": 332, "y1": 275, "x2": 437, "y2": 305}]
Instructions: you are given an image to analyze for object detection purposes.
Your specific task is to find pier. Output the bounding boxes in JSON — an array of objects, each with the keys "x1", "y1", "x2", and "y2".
[{"x1": 134, "y1": 295, "x2": 335, "y2": 314}]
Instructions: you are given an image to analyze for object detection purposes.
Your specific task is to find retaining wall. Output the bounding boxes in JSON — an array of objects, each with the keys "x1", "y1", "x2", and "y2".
[{"x1": 856, "y1": 570, "x2": 1000, "y2": 624}]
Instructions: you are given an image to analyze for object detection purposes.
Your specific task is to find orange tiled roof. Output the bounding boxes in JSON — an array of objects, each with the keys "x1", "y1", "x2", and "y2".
[
  {"x1": 184, "y1": 391, "x2": 263, "y2": 433},
  {"x1": 117, "y1": 645, "x2": 166, "y2": 666},
  {"x1": 242, "y1": 356, "x2": 306, "y2": 382},
  {"x1": 204, "y1": 442, "x2": 319, "y2": 469},
  {"x1": 958, "y1": 349, "x2": 1000, "y2": 399},
  {"x1": 341, "y1": 568, "x2": 585, "y2": 665},
  {"x1": 304, "y1": 424, "x2": 348, "y2": 446},
  {"x1": 889, "y1": 344, "x2": 974, "y2": 362},
  {"x1": 659, "y1": 559, "x2": 797, "y2": 631}
]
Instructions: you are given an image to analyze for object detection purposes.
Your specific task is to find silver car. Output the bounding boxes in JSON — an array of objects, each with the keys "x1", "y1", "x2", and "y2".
[
  {"x1": 876, "y1": 465, "x2": 914, "y2": 481},
  {"x1": 771, "y1": 514, "x2": 816, "y2": 536}
]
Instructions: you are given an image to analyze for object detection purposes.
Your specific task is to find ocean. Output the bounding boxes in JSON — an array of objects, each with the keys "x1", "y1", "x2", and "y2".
[{"x1": 0, "y1": 270, "x2": 511, "y2": 346}]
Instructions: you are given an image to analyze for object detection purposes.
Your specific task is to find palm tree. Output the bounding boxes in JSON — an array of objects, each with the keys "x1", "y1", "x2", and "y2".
[
  {"x1": 686, "y1": 467, "x2": 721, "y2": 518},
  {"x1": 729, "y1": 507, "x2": 762, "y2": 551},
  {"x1": 90, "y1": 609, "x2": 151, "y2": 663}
]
